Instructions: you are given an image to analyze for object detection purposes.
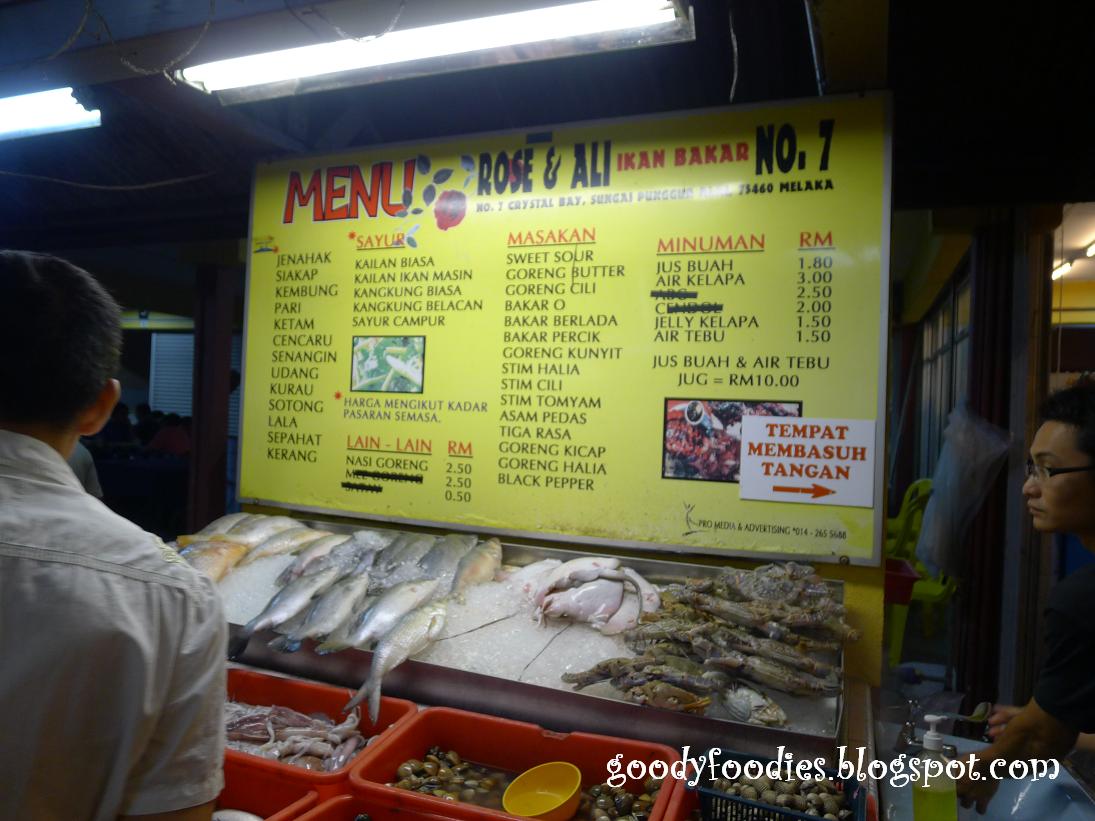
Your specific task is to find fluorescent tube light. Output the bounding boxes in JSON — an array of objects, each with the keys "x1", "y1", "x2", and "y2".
[
  {"x1": 1052, "y1": 261, "x2": 1072, "y2": 280},
  {"x1": 1086, "y1": 242, "x2": 1095, "y2": 258},
  {"x1": 0, "y1": 87, "x2": 100, "y2": 142},
  {"x1": 178, "y1": 0, "x2": 682, "y2": 96}
]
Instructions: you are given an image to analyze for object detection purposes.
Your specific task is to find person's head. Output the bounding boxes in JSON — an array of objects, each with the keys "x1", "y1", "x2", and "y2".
[
  {"x1": 0, "y1": 251, "x2": 121, "y2": 447},
  {"x1": 135, "y1": 402, "x2": 151, "y2": 420},
  {"x1": 111, "y1": 402, "x2": 130, "y2": 422},
  {"x1": 162, "y1": 413, "x2": 182, "y2": 428},
  {"x1": 1024, "y1": 381, "x2": 1095, "y2": 538}
]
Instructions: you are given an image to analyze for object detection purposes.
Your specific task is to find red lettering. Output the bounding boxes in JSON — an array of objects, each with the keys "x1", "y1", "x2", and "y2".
[
  {"x1": 283, "y1": 170, "x2": 323, "y2": 223},
  {"x1": 325, "y1": 165, "x2": 351, "y2": 220}
]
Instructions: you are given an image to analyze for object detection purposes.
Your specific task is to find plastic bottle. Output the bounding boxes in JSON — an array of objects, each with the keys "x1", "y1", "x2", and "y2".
[{"x1": 911, "y1": 714, "x2": 958, "y2": 821}]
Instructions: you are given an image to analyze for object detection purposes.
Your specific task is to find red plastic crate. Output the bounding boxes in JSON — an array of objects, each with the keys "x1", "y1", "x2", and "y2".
[
  {"x1": 219, "y1": 756, "x2": 319, "y2": 820},
  {"x1": 884, "y1": 559, "x2": 920, "y2": 605},
  {"x1": 663, "y1": 779, "x2": 698, "y2": 821},
  {"x1": 296, "y1": 794, "x2": 463, "y2": 821},
  {"x1": 227, "y1": 667, "x2": 418, "y2": 800},
  {"x1": 350, "y1": 706, "x2": 680, "y2": 821}
]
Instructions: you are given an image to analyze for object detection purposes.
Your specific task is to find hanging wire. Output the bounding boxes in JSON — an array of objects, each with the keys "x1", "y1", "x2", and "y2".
[
  {"x1": 728, "y1": 5, "x2": 740, "y2": 103},
  {"x1": 283, "y1": 0, "x2": 326, "y2": 41},
  {"x1": 45, "y1": 0, "x2": 93, "y2": 61},
  {"x1": 0, "y1": 168, "x2": 216, "y2": 191},
  {"x1": 309, "y1": 0, "x2": 405, "y2": 43},
  {"x1": 92, "y1": 0, "x2": 217, "y2": 79}
]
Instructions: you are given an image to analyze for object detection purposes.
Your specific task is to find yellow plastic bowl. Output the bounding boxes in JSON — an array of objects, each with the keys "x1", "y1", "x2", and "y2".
[{"x1": 502, "y1": 761, "x2": 582, "y2": 821}]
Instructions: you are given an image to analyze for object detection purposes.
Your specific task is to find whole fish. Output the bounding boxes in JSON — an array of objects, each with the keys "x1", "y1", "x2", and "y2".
[
  {"x1": 451, "y1": 538, "x2": 502, "y2": 597},
  {"x1": 505, "y1": 559, "x2": 562, "y2": 599},
  {"x1": 177, "y1": 538, "x2": 218, "y2": 558},
  {"x1": 345, "y1": 601, "x2": 447, "y2": 722},
  {"x1": 417, "y1": 533, "x2": 478, "y2": 595},
  {"x1": 318, "y1": 577, "x2": 440, "y2": 654},
  {"x1": 309, "y1": 594, "x2": 377, "y2": 654},
  {"x1": 241, "y1": 564, "x2": 342, "y2": 637},
  {"x1": 239, "y1": 527, "x2": 332, "y2": 566},
  {"x1": 186, "y1": 541, "x2": 249, "y2": 581},
  {"x1": 284, "y1": 569, "x2": 373, "y2": 643},
  {"x1": 542, "y1": 578, "x2": 624, "y2": 627},
  {"x1": 351, "y1": 527, "x2": 402, "y2": 552},
  {"x1": 531, "y1": 556, "x2": 621, "y2": 605},
  {"x1": 373, "y1": 534, "x2": 439, "y2": 588},
  {"x1": 276, "y1": 533, "x2": 352, "y2": 585},
  {"x1": 177, "y1": 512, "x2": 254, "y2": 546},
  {"x1": 369, "y1": 533, "x2": 413, "y2": 574},
  {"x1": 600, "y1": 591, "x2": 641, "y2": 635},
  {"x1": 217, "y1": 515, "x2": 302, "y2": 548}
]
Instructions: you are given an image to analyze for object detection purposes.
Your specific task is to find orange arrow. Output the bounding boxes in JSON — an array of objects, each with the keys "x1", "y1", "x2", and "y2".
[{"x1": 773, "y1": 483, "x2": 835, "y2": 499}]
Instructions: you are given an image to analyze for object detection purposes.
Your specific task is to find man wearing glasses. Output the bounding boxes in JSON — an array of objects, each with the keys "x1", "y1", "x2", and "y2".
[{"x1": 959, "y1": 381, "x2": 1095, "y2": 813}]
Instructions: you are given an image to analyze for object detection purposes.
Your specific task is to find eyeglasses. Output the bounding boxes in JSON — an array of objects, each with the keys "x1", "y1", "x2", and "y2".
[{"x1": 1025, "y1": 459, "x2": 1095, "y2": 481}]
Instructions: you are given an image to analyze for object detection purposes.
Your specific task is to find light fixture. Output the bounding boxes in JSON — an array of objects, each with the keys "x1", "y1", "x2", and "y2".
[
  {"x1": 1086, "y1": 241, "x2": 1095, "y2": 258},
  {"x1": 177, "y1": 0, "x2": 691, "y2": 103},
  {"x1": 1052, "y1": 261, "x2": 1073, "y2": 280},
  {"x1": 0, "y1": 87, "x2": 100, "y2": 142}
]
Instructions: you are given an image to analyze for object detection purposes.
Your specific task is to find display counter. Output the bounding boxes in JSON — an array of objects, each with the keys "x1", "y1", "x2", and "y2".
[{"x1": 227, "y1": 522, "x2": 853, "y2": 765}]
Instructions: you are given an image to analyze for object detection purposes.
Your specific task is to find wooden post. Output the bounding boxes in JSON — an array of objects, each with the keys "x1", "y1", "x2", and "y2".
[{"x1": 187, "y1": 263, "x2": 236, "y2": 533}]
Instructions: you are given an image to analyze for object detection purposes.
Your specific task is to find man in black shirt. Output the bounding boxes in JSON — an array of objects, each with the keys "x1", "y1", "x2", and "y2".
[{"x1": 959, "y1": 381, "x2": 1095, "y2": 813}]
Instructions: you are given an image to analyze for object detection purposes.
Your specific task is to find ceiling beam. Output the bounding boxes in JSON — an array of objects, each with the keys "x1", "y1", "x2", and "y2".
[{"x1": 103, "y1": 76, "x2": 309, "y2": 155}]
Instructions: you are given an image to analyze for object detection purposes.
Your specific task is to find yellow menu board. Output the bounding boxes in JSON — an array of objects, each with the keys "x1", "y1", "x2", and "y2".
[{"x1": 240, "y1": 94, "x2": 890, "y2": 564}]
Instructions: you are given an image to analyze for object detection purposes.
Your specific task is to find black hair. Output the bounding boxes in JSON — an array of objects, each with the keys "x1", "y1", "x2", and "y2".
[
  {"x1": 1041, "y1": 379, "x2": 1095, "y2": 465},
  {"x1": 0, "y1": 251, "x2": 121, "y2": 427}
]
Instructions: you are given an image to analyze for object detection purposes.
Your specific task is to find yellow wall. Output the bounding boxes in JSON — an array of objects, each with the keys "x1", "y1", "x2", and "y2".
[
  {"x1": 899, "y1": 233, "x2": 971, "y2": 325},
  {"x1": 1052, "y1": 279, "x2": 1095, "y2": 325},
  {"x1": 814, "y1": 563, "x2": 883, "y2": 685}
]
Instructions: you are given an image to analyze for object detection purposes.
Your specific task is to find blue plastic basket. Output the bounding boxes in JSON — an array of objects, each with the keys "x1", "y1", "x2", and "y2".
[{"x1": 687, "y1": 749, "x2": 866, "y2": 821}]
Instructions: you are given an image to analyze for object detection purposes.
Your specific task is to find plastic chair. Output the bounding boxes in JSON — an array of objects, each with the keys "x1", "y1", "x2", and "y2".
[
  {"x1": 885, "y1": 478, "x2": 932, "y2": 560},
  {"x1": 886, "y1": 564, "x2": 960, "y2": 668},
  {"x1": 885, "y1": 479, "x2": 933, "y2": 667}
]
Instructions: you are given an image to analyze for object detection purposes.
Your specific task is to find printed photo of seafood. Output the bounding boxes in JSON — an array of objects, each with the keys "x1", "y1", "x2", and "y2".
[
  {"x1": 352, "y1": 336, "x2": 425, "y2": 393},
  {"x1": 662, "y1": 399, "x2": 802, "y2": 482}
]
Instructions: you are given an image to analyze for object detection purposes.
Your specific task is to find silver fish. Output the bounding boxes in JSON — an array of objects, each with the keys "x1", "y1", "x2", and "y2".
[
  {"x1": 451, "y1": 538, "x2": 502, "y2": 597},
  {"x1": 319, "y1": 577, "x2": 440, "y2": 653},
  {"x1": 219, "y1": 515, "x2": 302, "y2": 548},
  {"x1": 240, "y1": 527, "x2": 331, "y2": 566},
  {"x1": 276, "y1": 533, "x2": 353, "y2": 585},
  {"x1": 351, "y1": 527, "x2": 402, "y2": 552},
  {"x1": 285, "y1": 569, "x2": 372, "y2": 642},
  {"x1": 311, "y1": 594, "x2": 377, "y2": 654},
  {"x1": 345, "y1": 601, "x2": 447, "y2": 722},
  {"x1": 373, "y1": 534, "x2": 440, "y2": 588},
  {"x1": 242, "y1": 565, "x2": 342, "y2": 636},
  {"x1": 178, "y1": 512, "x2": 254, "y2": 546},
  {"x1": 418, "y1": 533, "x2": 478, "y2": 595}
]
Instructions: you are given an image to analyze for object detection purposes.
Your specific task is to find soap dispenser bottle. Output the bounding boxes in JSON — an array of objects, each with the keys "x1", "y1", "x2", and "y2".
[{"x1": 911, "y1": 713, "x2": 958, "y2": 821}]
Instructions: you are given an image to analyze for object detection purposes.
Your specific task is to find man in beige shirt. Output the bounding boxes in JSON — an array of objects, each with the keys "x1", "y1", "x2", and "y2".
[{"x1": 0, "y1": 250, "x2": 226, "y2": 820}]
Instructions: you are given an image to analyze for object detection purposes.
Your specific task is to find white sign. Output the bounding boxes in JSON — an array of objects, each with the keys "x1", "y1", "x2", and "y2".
[{"x1": 739, "y1": 416, "x2": 876, "y2": 507}]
